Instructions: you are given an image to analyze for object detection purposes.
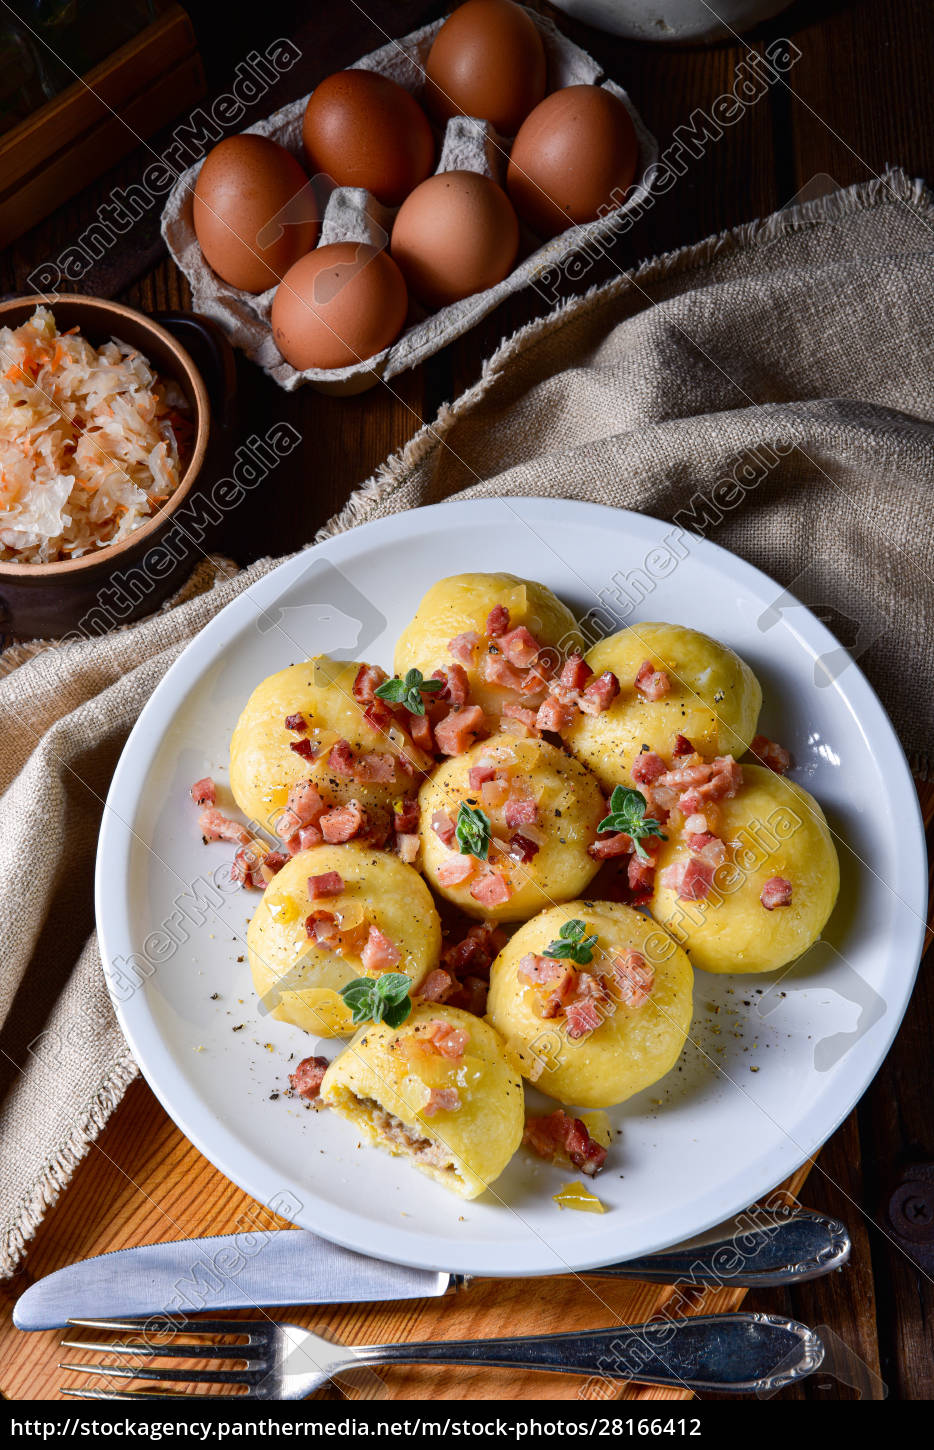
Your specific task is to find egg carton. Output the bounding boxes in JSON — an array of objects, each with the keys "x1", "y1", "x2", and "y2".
[{"x1": 161, "y1": 8, "x2": 658, "y2": 395}]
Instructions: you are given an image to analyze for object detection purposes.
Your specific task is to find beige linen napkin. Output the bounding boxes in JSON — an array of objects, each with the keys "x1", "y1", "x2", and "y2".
[{"x1": 2, "y1": 168, "x2": 933, "y2": 1276}]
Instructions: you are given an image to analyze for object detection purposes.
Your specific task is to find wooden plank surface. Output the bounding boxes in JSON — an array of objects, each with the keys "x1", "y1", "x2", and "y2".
[{"x1": 1, "y1": 0, "x2": 933, "y2": 1402}]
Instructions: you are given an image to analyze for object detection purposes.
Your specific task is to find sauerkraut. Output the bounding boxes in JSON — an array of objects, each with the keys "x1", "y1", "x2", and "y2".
[{"x1": 0, "y1": 306, "x2": 193, "y2": 563}]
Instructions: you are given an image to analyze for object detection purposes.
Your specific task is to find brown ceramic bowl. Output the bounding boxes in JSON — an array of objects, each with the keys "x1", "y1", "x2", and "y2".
[{"x1": 0, "y1": 294, "x2": 236, "y2": 640}]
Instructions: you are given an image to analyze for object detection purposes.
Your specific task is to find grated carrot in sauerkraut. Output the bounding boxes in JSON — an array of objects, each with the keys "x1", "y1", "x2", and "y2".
[{"x1": 0, "y1": 306, "x2": 193, "y2": 563}]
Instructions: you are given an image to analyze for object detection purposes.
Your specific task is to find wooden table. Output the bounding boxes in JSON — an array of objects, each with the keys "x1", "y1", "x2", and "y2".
[{"x1": 2, "y1": 0, "x2": 933, "y2": 1402}]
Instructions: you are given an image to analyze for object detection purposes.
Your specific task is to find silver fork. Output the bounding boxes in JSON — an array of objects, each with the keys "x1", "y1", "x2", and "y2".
[{"x1": 60, "y1": 1312, "x2": 824, "y2": 1398}]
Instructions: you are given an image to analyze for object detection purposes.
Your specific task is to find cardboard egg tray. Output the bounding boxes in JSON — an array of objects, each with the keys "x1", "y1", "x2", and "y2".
[{"x1": 161, "y1": 7, "x2": 658, "y2": 395}]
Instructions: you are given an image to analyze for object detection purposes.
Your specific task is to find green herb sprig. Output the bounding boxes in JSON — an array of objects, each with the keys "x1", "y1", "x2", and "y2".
[
  {"x1": 544, "y1": 918, "x2": 599, "y2": 965},
  {"x1": 339, "y1": 972, "x2": 413, "y2": 1028},
  {"x1": 598, "y1": 785, "x2": 668, "y2": 861},
  {"x1": 455, "y1": 801, "x2": 492, "y2": 861},
  {"x1": 374, "y1": 668, "x2": 442, "y2": 717}
]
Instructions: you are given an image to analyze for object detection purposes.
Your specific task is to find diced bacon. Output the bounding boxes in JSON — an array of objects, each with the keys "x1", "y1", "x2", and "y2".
[
  {"x1": 361, "y1": 925, "x2": 402, "y2": 973},
  {"x1": 518, "y1": 953, "x2": 567, "y2": 985},
  {"x1": 578, "y1": 671, "x2": 621, "y2": 716},
  {"x1": 392, "y1": 797, "x2": 419, "y2": 833},
  {"x1": 536, "y1": 695, "x2": 577, "y2": 733},
  {"x1": 396, "y1": 832, "x2": 420, "y2": 864},
  {"x1": 432, "y1": 663, "x2": 470, "y2": 706},
  {"x1": 761, "y1": 876, "x2": 793, "y2": 910},
  {"x1": 660, "y1": 862, "x2": 686, "y2": 891},
  {"x1": 231, "y1": 843, "x2": 266, "y2": 888},
  {"x1": 481, "y1": 777, "x2": 510, "y2": 809},
  {"x1": 437, "y1": 854, "x2": 475, "y2": 885},
  {"x1": 612, "y1": 949, "x2": 655, "y2": 1008},
  {"x1": 295, "y1": 823, "x2": 323, "y2": 852},
  {"x1": 469, "y1": 870, "x2": 512, "y2": 906},
  {"x1": 588, "y1": 831, "x2": 632, "y2": 859},
  {"x1": 468, "y1": 763, "x2": 497, "y2": 790},
  {"x1": 524, "y1": 1110, "x2": 607, "y2": 1176},
  {"x1": 319, "y1": 799, "x2": 365, "y2": 843},
  {"x1": 354, "y1": 751, "x2": 396, "y2": 783},
  {"x1": 308, "y1": 870, "x2": 344, "y2": 900},
  {"x1": 517, "y1": 956, "x2": 579, "y2": 1017},
  {"x1": 499, "y1": 625, "x2": 540, "y2": 668},
  {"x1": 485, "y1": 605, "x2": 510, "y2": 637},
  {"x1": 520, "y1": 664, "x2": 552, "y2": 694},
  {"x1": 417, "y1": 968, "x2": 454, "y2": 1003},
  {"x1": 423, "y1": 1087, "x2": 461, "y2": 1116},
  {"x1": 449, "y1": 630, "x2": 480, "y2": 665},
  {"x1": 627, "y1": 853, "x2": 655, "y2": 900},
  {"x1": 751, "y1": 734, "x2": 793, "y2": 774},
  {"x1": 432, "y1": 810, "x2": 456, "y2": 844},
  {"x1": 425, "y1": 1020, "x2": 469, "y2": 1059},
  {"x1": 505, "y1": 795, "x2": 539, "y2": 828},
  {"x1": 405, "y1": 712, "x2": 435, "y2": 754},
  {"x1": 284, "y1": 713, "x2": 307, "y2": 734},
  {"x1": 678, "y1": 856, "x2": 716, "y2": 900},
  {"x1": 560, "y1": 653, "x2": 592, "y2": 690},
  {"x1": 658, "y1": 754, "x2": 743, "y2": 814},
  {"x1": 327, "y1": 739, "x2": 357, "y2": 778},
  {"x1": 687, "y1": 831, "x2": 727, "y2": 866},
  {"x1": 306, "y1": 909, "x2": 340, "y2": 948},
  {"x1": 190, "y1": 777, "x2": 216, "y2": 806},
  {"x1": 508, "y1": 832, "x2": 540, "y2": 863},
  {"x1": 434, "y1": 705, "x2": 487, "y2": 755},
  {"x1": 353, "y1": 663, "x2": 388, "y2": 703},
  {"x1": 364, "y1": 698, "x2": 394, "y2": 732},
  {"x1": 199, "y1": 808, "x2": 250, "y2": 844},
  {"x1": 482, "y1": 652, "x2": 525, "y2": 690},
  {"x1": 634, "y1": 660, "x2": 671, "y2": 700},
  {"x1": 290, "y1": 738, "x2": 316, "y2": 761},
  {"x1": 263, "y1": 850, "x2": 288, "y2": 876},
  {"x1": 564, "y1": 996, "x2": 603, "y2": 1040},
  {"x1": 501, "y1": 702, "x2": 539, "y2": 734},
  {"x1": 289, "y1": 1055, "x2": 328, "y2": 1100},
  {"x1": 673, "y1": 733, "x2": 694, "y2": 757},
  {"x1": 447, "y1": 974, "x2": 489, "y2": 1016},
  {"x1": 631, "y1": 750, "x2": 667, "y2": 785},
  {"x1": 442, "y1": 920, "x2": 506, "y2": 975},
  {"x1": 643, "y1": 782, "x2": 675, "y2": 822},
  {"x1": 365, "y1": 815, "x2": 392, "y2": 850}
]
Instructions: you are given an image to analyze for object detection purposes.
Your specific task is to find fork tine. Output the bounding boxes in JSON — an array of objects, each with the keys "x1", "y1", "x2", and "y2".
[
  {"x1": 68, "y1": 1317, "x2": 265, "y2": 1339},
  {"x1": 63, "y1": 1388, "x2": 227, "y2": 1400},
  {"x1": 60, "y1": 1336, "x2": 267, "y2": 1360},
  {"x1": 59, "y1": 1361, "x2": 261, "y2": 1386}
]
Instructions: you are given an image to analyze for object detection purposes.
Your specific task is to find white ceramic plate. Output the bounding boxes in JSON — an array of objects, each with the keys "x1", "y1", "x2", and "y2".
[{"x1": 96, "y1": 498, "x2": 927, "y2": 1276}]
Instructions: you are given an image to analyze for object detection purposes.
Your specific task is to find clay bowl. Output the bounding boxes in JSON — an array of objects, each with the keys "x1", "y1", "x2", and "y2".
[{"x1": 0, "y1": 294, "x2": 236, "y2": 640}]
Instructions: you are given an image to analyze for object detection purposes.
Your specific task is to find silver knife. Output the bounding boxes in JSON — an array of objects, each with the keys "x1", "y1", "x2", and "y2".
[{"x1": 14, "y1": 1206, "x2": 849, "y2": 1330}]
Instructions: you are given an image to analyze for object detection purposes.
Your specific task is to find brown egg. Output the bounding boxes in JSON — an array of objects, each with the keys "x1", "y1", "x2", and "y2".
[
  {"x1": 507, "y1": 85, "x2": 639, "y2": 238},
  {"x1": 391, "y1": 170, "x2": 519, "y2": 309},
  {"x1": 271, "y1": 242, "x2": 408, "y2": 371},
  {"x1": 302, "y1": 70, "x2": 435, "y2": 208},
  {"x1": 193, "y1": 135, "x2": 319, "y2": 294},
  {"x1": 424, "y1": 0, "x2": 546, "y2": 137}
]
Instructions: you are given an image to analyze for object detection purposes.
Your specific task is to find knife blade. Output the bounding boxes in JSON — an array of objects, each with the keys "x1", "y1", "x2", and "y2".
[{"x1": 13, "y1": 1230, "x2": 451, "y2": 1330}]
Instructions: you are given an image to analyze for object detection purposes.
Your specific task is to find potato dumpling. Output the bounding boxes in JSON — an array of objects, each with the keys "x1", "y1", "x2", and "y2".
[
  {"x1": 486, "y1": 900, "x2": 693, "y2": 1108},
  {"x1": 230, "y1": 656, "x2": 415, "y2": 838},
  {"x1": 394, "y1": 571, "x2": 583, "y2": 717},
  {"x1": 418, "y1": 737, "x2": 605, "y2": 921},
  {"x1": 248, "y1": 844, "x2": 440, "y2": 1038},
  {"x1": 320, "y1": 1004, "x2": 524, "y2": 1199},
  {"x1": 566, "y1": 623, "x2": 762, "y2": 790},
  {"x1": 648, "y1": 764, "x2": 839, "y2": 975}
]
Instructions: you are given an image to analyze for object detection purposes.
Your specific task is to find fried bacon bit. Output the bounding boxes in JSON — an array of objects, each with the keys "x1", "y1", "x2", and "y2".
[
  {"x1": 673, "y1": 856, "x2": 715, "y2": 900},
  {"x1": 578, "y1": 671, "x2": 620, "y2": 716},
  {"x1": 264, "y1": 850, "x2": 288, "y2": 876},
  {"x1": 612, "y1": 949, "x2": 655, "y2": 1008},
  {"x1": 442, "y1": 920, "x2": 506, "y2": 976},
  {"x1": 518, "y1": 954, "x2": 577, "y2": 1017},
  {"x1": 199, "y1": 807, "x2": 250, "y2": 845},
  {"x1": 431, "y1": 810, "x2": 456, "y2": 845},
  {"x1": 536, "y1": 695, "x2": 576, "y2": 733},
  {"x1": 319, "y1": 799, "x2": 365, "y2": 843},
  {"x1": 508, "y1": 832, "x2": 540, "y2": 863},
  {"x1": 761, "y1": 876, "x2": 793, "y2": 910},
  {"x1": 486, "y1": 604, "x2": 510, "y2": 637},
  {"x1": 560, "y1": 653, "x2": 592, "y2": 691},
  {"x1": 232, "y1": 842, "x2": 267, "y2": 888},
  {"x1": 289, "y1": 823, "x2": 323, "y2": 853},
  {"x1": 305, "y1": 908, "x2": 337, "y2": 945},
  {"x1": 353, "y1": 663, "x2": 388, "y2": 703},
  {"x1": 505, "y1": 795, "x2": 539, "y2": 828},
  {"x1": 751, "y1": 734, "x2": 793, "y2": 774},
  {"x1": 284, "y1": 713, "x2": 307, "y2": 734},
  {"x1": 328, "y1": 739, "x2": 357, "y2": 778},
  {"x1": 501, "y1": 702, "x2": 539, "y2": 734},
  {"x1": 468, "y1": 763, "x2": 497, "y2": 790},
  {"x1": 627, "y1": 852, "x2": 656, "y2": 901},
  {"x1": 673, "y1": 733, "x2": 694, "y2": 757},
  {"x1": 417, "y1": 968, "x2": 454, "y2": 1003},
  {"x1": 434, "y1": 705, "x2": 488, "y2": 756},
  {"x1": 426, "y1": 1019, "x2": 469, "y2": 1059},
  {"x1": 524, "y1": 1110, "x2": 607, "y2": 1177},
  {"x1": 447, "y1": 974, "x2": 489, "y2": 1015},
  {"x1": 631, "y1": 750, "x2": 666, "y2": 786},
  {"x1": 657, "y1": 754, "x2": 743, "y2": 816},
  {"x1": 308, "y1": 870, "x2": 344, "y2": 900},
  {"x1": 687, "y1": 831, "x2": 727, "y2": 866},
  {"x1": 634, "y1": 660, "x2": 671, "y2": 700},
  {"x1": 499, "y1": 625, "x2": 540, "y2": 668},
  {"x1": 354, "y1": 751, "x2": 396, "y2": 783},
  {"x1": 423, "y1": 1087, "x2": 461, "y2": 1116},
  {"x1": 469, "y1": 870, "x2": 512, "y2": 906},
  {"x1": 190, "y1": 777, "x2": 216, "y2": 806},
  {"x1": 588, "y1": 831, "x2": 633, "y2": 861},
  {"x1": 396, "y1": 832, "x2": 420, "y2": 864},
  {"x1": 289, "y1": 737, "x2": 316, "y2": 761},
  {"x1": 361, "y1": 925, "x2": 401, "y2": 972},
  {"x1": 364, "y1": 698, "x2": 394, "y2": 732},
  {"x1": 289, "y1": 1055, "x2": 328, "y2": 1101},
  {"x1": 393, "y1": 797, "x2": 419, "y2": 833},
  {"x1": 406, "y1": 711, "x2": 434, "y2": 753},
  {"x1": 565, "y1": 994, "x2": 604, "y2": 1040},
  {"x1": 483, "y1": 652, "x2": 525, "y2": 690},
  {"x1": 518, "y1": 953, "x2": 566, "y2": 986},
  {"x1": 449, "y1": 630, "x2": 480, "y2": 665},
  {"x1": 433, "y1": 663, "x2": 470, "y2": 706}
]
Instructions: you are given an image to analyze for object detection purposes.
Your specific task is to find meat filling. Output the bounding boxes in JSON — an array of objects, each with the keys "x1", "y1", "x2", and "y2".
[{"x1": 355, "y1": 1095, "x2": 458, "y2": 1175}]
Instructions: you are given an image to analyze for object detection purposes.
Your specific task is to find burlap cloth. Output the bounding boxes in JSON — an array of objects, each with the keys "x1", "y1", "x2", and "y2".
[{"x1": 2, "y1": 170, "x2": 932, "y2": 1277}]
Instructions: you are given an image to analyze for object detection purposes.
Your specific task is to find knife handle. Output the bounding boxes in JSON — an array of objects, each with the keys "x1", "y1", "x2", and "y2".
[{"x1": 583, "y1": 1208, "x2": 850, "y2": 1287}]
